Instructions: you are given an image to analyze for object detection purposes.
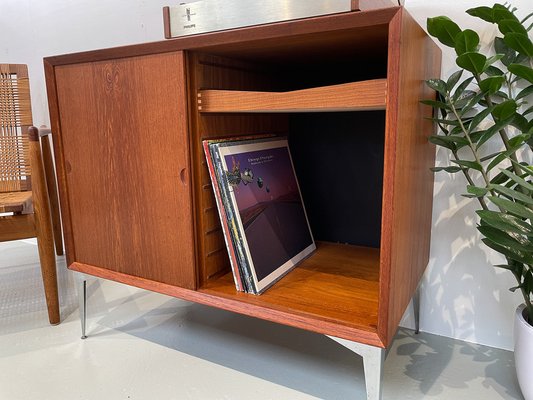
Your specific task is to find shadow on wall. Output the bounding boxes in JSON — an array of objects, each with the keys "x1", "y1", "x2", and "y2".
[{"x1": 423, "y1": 144, "x2": 521, "y2": 349}]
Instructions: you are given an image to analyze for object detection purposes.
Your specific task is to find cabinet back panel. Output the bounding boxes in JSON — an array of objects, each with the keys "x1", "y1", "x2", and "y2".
[
  {"x1": 289, "y1": 112, "x2": 385, "y2": 248},
  {"x1": 54, "y1": 52, "x2": 196, "y2": 289}
]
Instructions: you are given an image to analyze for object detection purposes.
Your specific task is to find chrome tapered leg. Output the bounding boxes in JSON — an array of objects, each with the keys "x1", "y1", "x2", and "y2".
[
  {"x1": 413, "y1": 284, "x2": 421, "y2": 334},
  {"x1": 328, "y1": 336, "x2": 386, "y2": 400},
  {"x1": 76, "y1": 273, "x2": 88, "y2": 339}
]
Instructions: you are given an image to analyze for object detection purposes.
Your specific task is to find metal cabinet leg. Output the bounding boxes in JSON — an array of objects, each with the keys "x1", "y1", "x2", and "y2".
[
  {"x1": 328, "y1": 336, "x2": 386, "y2": 400},
  {"x1": 75, "y1": 272, "x2": 88, "y2": 339},
  {"x1": 413, "y1": 284, "x2": 421, "y2": 334}
]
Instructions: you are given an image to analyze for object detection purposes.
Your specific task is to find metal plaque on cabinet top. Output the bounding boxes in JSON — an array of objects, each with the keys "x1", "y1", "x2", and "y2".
[{"x1": 164, "y1": 0, "x2": 357, "y2": 38}]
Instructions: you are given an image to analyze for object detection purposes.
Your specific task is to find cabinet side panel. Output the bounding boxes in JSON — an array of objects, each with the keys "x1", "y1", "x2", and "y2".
[
  {"x1": 379, "y1": 9, "x2": 441, "y2": 345},
  {"x1": 54, "y1": 52, "x2": 196, "y2": 289},
  {"x1": 45, "y1": 60, "x2": 76, "y2": 266}
]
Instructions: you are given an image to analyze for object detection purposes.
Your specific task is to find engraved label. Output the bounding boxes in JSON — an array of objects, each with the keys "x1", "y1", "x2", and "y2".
[{"x1": 183, "y1": 7, "x2": 196, "y2": 22}]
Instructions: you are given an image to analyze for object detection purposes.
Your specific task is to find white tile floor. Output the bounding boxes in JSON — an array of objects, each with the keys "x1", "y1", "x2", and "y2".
[{"x1": 0, "y1": 240, "x2": 524, "y2": 399}]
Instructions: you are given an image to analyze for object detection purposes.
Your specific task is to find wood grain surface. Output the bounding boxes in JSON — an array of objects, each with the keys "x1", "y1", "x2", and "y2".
[
  {"x1": 197, "y1": 80, "x2": 387, "y2": 113},
  {"x1": 70, "y1": 241, "x2": 384, "y2": 346},
  {"x1": 378, "y1": 8, "x2": 441, "y2": 345},
  {"x1": 53, "y1": 52, "x2": 196, "y2": 289}
]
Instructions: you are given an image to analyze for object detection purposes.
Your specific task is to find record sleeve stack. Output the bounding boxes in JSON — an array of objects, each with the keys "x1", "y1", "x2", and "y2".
[{"x1": 203, "y1": 136, "x2": 316, "y2": 294}]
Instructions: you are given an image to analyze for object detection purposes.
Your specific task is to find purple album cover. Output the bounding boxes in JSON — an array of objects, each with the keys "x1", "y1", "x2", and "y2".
[{"x1": 219, "y1": 138, "x2": 315, "y2": 293}]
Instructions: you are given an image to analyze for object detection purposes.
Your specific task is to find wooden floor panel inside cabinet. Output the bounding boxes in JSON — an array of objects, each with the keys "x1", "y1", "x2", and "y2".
[{"x1": 199, "y1": 241, "x2": 379, "y2": 333}]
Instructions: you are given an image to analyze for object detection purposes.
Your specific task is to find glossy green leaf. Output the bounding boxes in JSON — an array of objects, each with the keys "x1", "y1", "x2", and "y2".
[
  {"x1": 427, "y1": 16, "x2": 462, "y2": 47},
  {"x1": 509, "y1": 133, "x2": 531, "y2": 148},
  {"x1": 457, "y1": 92, "x2": 485, "y2": 114},
  {"x1": 479, "y1": 226, "x2": 533, "y2": 255},
  {"x1": 428, "y1": 135, "x2": 456, "y2": 150},
  {"x1": 466, "y1": 6, "x2": 495, "y2": 23},
  {"x1": 456, "y1": 52, "x2": 487, "y2": 75},
  {"x1": 469, "y1": 107, "x2": 494, "y2": 130},
  {"x1": 509, "y1": 64, "x2": 533, "y2": 84},
  {"x1": 467, "y1": 185, "x2": 489, "y2": 197},
  {"x1": 482, "y1": 237, "x2": 533, "y2": 265},
  {"x1": 493, "y1": 5, "x2": 519, "y2": 23},
  {"x1": 431, "y1": 166, "x2": 463, "y2": 173},
  {"x1": 478, "y1": 209, "x2": 533, "y2": 237},
  {"x1": 455, "y1": 29, "x2": 480, "y2": 55},
  {"x1": 430, "y1": 117, "x2": 462, "y2": 126},
  {"x1": 479, "y1": 76, "x2": 505, "y2": 94},
  {"x1": 494, "y1": 36, "x2": 517, "y2": 66},
  {"x1": 488, "y1": 196, "x2": 533, "y2": 220},
  {"x1": 484, "y1": 54, "x2": 504, "y2": 70},
  {"x1": 511, "y1": 161, "x2": 533, "y2": 178},
  {"x1": 451, "y1": 159, "x2": 482, "y2": 172},
  {"x1": 430, "y1": 134, "x2": 469, "y2": 145},
  {"x1": 490, "y1": 184, "x2": 533, "y2": 205},
  {"x1": 487, "y1": 154, "x2": 509, "y2": 173},
  {"x1": 498, "y1": 19, "x2": 528, "y2": 35},
  {"x1": 485, "y1": 65, "x2": 505, "y2": 76},
  {"x1": 511, "y1": 115, "x2": 530, "y2": 132},
  {"x1": 504, "y1": 33, "x2": 533, "y2": 57},
  {"x1": 476, "y1": 116, "x2": 514, "y2": 149},
  {"x1": 493, "y1": 100, "x2": 517, "y2": 121},
  {"x1": 447, "y1": 70, "x2": 464, "y2": 91},
  {"x1": 494, "y1": 264, "x2": 522, "y2": 272},
  {"x1": 480, "y1": 151, "x2": 501, "y2": 162},
  {"x1": 500, "y1": 169, "x2": 533, "y2": 191},
  {"x1": 426, "y1": 79, "x2": 447, "y2": 94},
  {"x1": 491, "y1": 166, "x2": 515, "y2": 184},
  {"x1": 452, "y1": 77, "x2": 475, "y2": 102},
  {"x1": 517, "y1": 85, "x2": 533, "y2": 100}
]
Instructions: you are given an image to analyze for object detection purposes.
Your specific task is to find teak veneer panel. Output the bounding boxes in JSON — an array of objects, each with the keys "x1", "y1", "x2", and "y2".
[
  {"x1": 197, "y1": 80, "x2": 387, "y2": 113},
  {"x1": 200, "y1": 242, "x2": 380, "y2": 332},
  {"x1": 52, "y1": 52, "x2": 196, "y2": 289},
  {"x1": 378, "y1": 9, "x2": 441, "y2": 345}
]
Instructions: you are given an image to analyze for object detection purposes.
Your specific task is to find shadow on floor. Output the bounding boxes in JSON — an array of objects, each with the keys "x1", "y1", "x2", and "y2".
[{"x1": 392, "y1": 328, "x2": 523, "y2": 399}]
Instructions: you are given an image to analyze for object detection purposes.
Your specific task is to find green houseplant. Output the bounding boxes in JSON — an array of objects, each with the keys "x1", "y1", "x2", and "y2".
[{"x1": 425, "y1": 3, "x2": 532, "y2": 397}]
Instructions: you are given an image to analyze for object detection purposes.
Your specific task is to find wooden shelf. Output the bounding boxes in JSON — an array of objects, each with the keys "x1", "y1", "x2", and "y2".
[
  {"x1": 197, "y1": 79, "x2": 387, "y2": 113},
  {"x1": 199, "y1": 241, "x2": 380, "y2": 335}
]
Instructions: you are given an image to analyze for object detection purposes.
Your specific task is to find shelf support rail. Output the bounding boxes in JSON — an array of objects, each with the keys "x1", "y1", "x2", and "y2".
[{"x1": 327, "y1": 336, "x2": 386, "y2": 400}]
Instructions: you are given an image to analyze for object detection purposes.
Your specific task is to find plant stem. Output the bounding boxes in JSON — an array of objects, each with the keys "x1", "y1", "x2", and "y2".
[
  {"x1": 451, "y1": 149, "x2": 489, "y2": 210},
  {"x1": 448, "y1": 98, "x2": 494, "y2": 190},
  {"x1": 474, "y1": 75, "x2": 523, "y2": 178}
]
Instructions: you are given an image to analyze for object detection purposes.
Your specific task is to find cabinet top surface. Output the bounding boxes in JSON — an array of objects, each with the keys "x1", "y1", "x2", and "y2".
[{"x1": 44, "y1": 7, "x2": 400, "y2": 67}]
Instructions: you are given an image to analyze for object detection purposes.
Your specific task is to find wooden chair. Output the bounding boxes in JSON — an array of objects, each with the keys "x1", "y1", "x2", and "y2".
[{"x1": 0, "y1": 63, "x2": 63, "y2": 324}]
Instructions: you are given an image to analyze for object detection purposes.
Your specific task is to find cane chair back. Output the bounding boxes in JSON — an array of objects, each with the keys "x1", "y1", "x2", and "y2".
[{"x1": 0, "y1": 64, "x2": 33, "y2": 193}]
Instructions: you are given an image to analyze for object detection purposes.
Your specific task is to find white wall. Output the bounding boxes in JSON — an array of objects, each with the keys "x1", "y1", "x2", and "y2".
[{"x1": 1, "y1": 0, "x2": 530, "y2": 351}]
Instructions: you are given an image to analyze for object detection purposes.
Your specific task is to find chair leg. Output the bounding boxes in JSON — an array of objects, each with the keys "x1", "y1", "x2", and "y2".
[
  {"x1": 29, "y1": 127, "x2": 60, "y2": 325},
  {"x1": 41, "y1": 134, "x2": 64, "y2": 256},
  {"x1": 35, "y1": 234, "x2": 60, "y2": 324}
]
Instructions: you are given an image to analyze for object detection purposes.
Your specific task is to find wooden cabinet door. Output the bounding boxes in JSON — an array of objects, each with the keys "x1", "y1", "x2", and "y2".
[{"x1": 54, "y1": 51, "x2": 196, "y2": 289}]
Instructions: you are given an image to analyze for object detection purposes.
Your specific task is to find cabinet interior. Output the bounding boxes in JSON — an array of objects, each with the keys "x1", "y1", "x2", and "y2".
[{"x1": 187, "y1": 22, "x2": 391, "y2": 332}]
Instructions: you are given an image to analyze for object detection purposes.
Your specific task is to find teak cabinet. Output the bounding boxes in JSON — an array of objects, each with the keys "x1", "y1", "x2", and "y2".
[{"x1": 45, "y1": 6, "x2": 440, "y2": 399}]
